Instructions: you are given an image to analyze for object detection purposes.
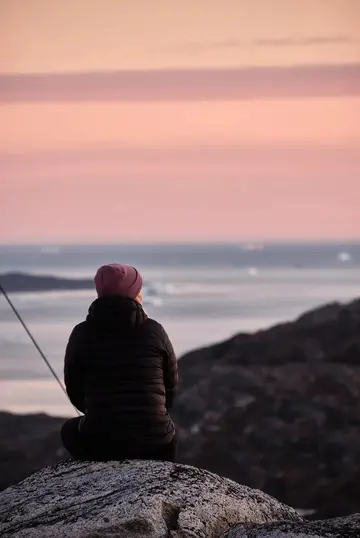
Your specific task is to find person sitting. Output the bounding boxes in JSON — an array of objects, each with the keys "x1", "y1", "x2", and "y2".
[{"x1": 60, "y1": 263, "x2": 178, "y2": 462}]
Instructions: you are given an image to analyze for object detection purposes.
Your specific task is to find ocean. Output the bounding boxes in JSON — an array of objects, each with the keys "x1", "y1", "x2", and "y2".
[{"x1": 0, "y1": 242, "x2": 359, "y2": 417}]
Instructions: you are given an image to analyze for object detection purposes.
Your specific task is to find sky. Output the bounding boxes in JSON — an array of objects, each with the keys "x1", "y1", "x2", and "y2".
[{"x1": 1, "y1": 0, "x2": 360, "y2": 243}]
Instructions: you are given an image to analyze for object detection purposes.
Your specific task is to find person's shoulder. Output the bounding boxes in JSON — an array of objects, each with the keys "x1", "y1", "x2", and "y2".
[
  {"x1": 142, "y1": 318, "x2": 176, "y2": 357},
  {"x1": 69, "y1": 321, "x2": 88, "y2": 340},
  {"x1": 143, "y1": 317, "x2": 171, "y2": 342},
  {"x1": 72, "y1": 320, "x2": 87, "y2": 332},
  {"x1": 143, "y1": 317, "x2": 165, "y2": 335}
]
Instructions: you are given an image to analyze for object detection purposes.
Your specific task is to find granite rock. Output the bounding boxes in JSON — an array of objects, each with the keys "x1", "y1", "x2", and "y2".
[
  {"x1": 0, "y1": 459, "x2": 301, "y2": 538},
  {"x1": 224, "y1": 513, "x2": 360, "y2": 537}
]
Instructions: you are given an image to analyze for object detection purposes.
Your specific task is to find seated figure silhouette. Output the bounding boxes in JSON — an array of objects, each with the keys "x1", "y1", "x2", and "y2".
[{"x1": 61, "y1": 263, "x2": 178, "y2": 462}]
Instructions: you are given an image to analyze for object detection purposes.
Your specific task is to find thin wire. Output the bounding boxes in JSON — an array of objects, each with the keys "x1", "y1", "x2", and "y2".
[{"x1": 0, "y1": 283, "x2": 81, "y2": 416}]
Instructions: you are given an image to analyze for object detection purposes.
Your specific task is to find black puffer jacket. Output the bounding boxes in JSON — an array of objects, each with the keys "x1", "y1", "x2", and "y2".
[{"x1": 64, "y1": 296, "x2": 178, "y2": 446}]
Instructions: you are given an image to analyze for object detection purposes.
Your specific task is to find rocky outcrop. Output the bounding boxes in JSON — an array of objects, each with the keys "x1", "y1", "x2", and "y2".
[
  {"x1": 0, "y1": 412, "x2": 68, "y2": 491},
  {"x1": 0, "y1": 272, "x2": 93, "y2": 293},
  {"x1": 224, "y1": 513, "x2": 360, "y2": 537},
  {"x1": 173, "y1": 298, "x2": 360, "y2": 519},
  {"x1": 0, "y1": 460, "x2": 301, "y2": 538}
]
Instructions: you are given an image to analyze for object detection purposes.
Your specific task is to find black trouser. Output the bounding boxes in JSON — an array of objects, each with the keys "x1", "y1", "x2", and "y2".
[{"x1": 61, "y1": 417, "x2": 177, "y2": 462}]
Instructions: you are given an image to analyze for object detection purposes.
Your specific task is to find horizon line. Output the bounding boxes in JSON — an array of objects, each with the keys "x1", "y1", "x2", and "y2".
[{"x1": 1, "y1": 239, "x2": 360, "y2": 247}]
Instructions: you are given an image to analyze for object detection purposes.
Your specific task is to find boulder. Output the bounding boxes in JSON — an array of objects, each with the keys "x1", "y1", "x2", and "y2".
[
  {"x1": 0, "y1": 459, "x2": 301, "y2": 538},
  {"x1": 224, "y1": 513, "x2": 360, "y2": 537}
]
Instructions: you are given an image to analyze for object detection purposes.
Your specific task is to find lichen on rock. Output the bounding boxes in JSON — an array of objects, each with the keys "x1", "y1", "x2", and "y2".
[
  {"x1": 0, "y1": 459, "x2": 301, "y2": 538},
  {"x1": 224, "y1": 513, "x2": 360, "y2": 538}
]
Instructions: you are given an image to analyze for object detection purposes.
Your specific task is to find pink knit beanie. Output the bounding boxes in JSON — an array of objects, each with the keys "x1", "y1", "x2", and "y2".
[{"x1": 94, "y1": 263, "x2": 143, "y2": 300}]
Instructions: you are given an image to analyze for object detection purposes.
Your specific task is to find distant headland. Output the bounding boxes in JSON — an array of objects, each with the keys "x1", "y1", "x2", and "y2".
[{"x1": 0, "y1": 272, "x2": 94, "y2": 293}]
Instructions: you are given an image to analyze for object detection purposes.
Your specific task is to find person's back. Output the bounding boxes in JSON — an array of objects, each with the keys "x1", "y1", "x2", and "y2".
[{"x1": 61, "y1": 264, "x2": 178, "y2": 462}]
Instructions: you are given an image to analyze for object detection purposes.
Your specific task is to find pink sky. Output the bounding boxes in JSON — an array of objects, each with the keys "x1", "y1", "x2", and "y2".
[{"x1": 1, "y1": 0, "x2": 359, "y2": 243}]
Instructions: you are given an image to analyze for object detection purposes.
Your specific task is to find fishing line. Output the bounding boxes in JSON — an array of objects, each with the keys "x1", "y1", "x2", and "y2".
[{"x1": 0, "y1": 283, "x2": 81, "y2": 416}]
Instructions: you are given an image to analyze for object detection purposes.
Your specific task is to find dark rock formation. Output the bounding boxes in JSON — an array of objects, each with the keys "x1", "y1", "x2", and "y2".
[
  {"x1": 0, "y1": 460, "x2": 301, "y2": 538},
  {"x1": 0, "y1": 272, "x2": 94, "y2": 293},
  {"x1": 173, "y1": 298, "x2": 360, "y2": 519},
  {"x1": 224, "y1": 513, "x2": 360, "y2": 537},
  {"x1": 0, "y1": 412, "x2": 68, "y2": 491}
]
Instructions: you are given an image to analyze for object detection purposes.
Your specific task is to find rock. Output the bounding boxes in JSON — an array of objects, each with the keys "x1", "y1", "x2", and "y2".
[
  {"x1": 224, "y1": 513, "x2": 360, "y2": 537},
  {"x1": 0, "y1": 412, "x2": 68, "y2": 491},
  {"x1": 173, "y1": 298, "x2": 360, "y2": 519},
  {"x1": 0, "y1": 459, "x2": 301, "y2": 538}
]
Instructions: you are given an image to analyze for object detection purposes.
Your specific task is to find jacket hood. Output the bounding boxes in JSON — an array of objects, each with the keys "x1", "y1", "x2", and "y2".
[{"x1": 87, "y1": 295, "x2": 147, "y2": 329}]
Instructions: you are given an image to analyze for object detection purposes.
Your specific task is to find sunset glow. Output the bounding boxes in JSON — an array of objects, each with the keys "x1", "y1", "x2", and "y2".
[{"x1": 1, "y1": 0, "x2": 359, "y2": 243}]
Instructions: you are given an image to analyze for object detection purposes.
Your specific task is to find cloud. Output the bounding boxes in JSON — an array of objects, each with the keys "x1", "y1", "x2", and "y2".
[
  {"x1": 1, "y1": 143, "x2": 359, "y2": 173},
  {"x1": 0, "y1": 63, "x2": 359, "y2": 102},
  {"x1": 178, "y1": 36, "x2": 356, "y2": 53}
]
